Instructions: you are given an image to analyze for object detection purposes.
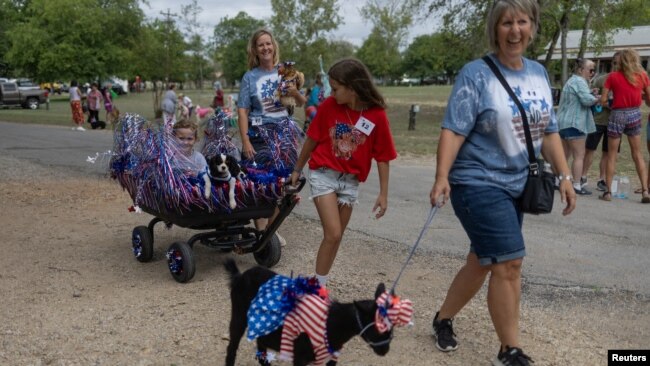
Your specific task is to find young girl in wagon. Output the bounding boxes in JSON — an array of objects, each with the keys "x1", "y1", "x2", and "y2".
[{"x1": 290, "y1": 58, "x2": 397, "y2": 287}]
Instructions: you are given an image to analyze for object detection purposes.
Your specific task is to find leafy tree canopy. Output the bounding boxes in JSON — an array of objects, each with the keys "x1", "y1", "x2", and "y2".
[
  {"x1": 6, "y1": 0, "x2": 144, "y2": 82},
  {"x1": 212, "y1": 11, "x2": 265, "y2": 87}
]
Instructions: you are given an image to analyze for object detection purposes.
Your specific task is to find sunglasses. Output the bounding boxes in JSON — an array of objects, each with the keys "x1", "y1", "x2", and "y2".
[{"x1": 588, "y1": 69, "x2": 595, "y2": 74}]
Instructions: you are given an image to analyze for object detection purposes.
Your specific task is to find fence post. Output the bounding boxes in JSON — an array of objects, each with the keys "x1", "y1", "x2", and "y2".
[{"x1": 408, "y1": 104, "x2": 419, "y2": 130}]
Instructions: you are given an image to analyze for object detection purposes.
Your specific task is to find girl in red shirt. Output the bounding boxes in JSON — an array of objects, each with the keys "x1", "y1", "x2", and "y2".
[
  {"x1": 600, "y1": 48, "x2": 650, "y2": 203},
  {"x1": 290, "y1": 58, "x2": 397, "y2": 287}
]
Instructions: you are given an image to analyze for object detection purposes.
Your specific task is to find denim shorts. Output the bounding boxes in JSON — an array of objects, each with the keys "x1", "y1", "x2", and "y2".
[
  {"x1": 308, "y1": 167, "x2": 359, "y2": 205},
  {"x1": 559, "y1": 127, "x2": 586, "y2": 140},
  {"x1": 450, "y1": 184, "x2": 526, "y2": 266}
]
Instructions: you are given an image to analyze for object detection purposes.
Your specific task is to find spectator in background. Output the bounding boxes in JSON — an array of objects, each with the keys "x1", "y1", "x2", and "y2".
[
  {"x1": 102, "y1": 83, "x2": 114, "y2": 123},
  {"x1": 303, "y1": 73, "x2": 325, "y2": 131},
  {"x1": 69, "y1": 80, "x2": 85, "y2": 131},
  {"x1": 599, "y1": 48, "x2": 650, "y2": 203},
  {"x1": 212, "y1": 81, "x2": 224, "y2": 109},
  {"x1": 582, "y1": 52, "x2": 620, "y2": 192},
  {"x1": 161, "y1": 83, "x2": 177, "y2": 129},
  {"x1": 556, "y1": 58, "x2": 599, "y2": 195},
  {"x1": 86, "y1": 83, "x2": 103, "y2": 128},
  {"x1": 179, "y1": 93, "x2": 194, "y2": 118}
]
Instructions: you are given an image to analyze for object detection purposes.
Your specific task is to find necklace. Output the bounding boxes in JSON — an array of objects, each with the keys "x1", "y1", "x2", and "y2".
[{"x1": 345, "y1": 107, "x2": 363, "y2": 125}]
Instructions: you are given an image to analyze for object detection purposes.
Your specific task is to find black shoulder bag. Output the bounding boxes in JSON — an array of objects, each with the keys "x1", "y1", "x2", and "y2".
[{"x1": 482, "y1": 56, "x2": 555, "y2": 214}]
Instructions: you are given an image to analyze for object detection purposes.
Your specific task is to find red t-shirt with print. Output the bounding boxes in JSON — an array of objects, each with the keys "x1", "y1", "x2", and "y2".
[
  {"x1": 306, "y1": 96, "x2": 397, "y2": 182},
  {"x1": 604, "y1": 71, "x2": 650, "y2": 109}
]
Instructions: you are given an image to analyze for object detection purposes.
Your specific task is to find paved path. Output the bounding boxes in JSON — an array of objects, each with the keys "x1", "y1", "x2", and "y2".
[{"x1": 1, "y1": 121, "x2": 648, "y2": 295}]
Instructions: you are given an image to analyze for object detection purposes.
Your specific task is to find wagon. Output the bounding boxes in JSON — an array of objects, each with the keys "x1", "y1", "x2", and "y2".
[{"x1": 130, "y1": 178, "x2": 305, "y2": 283}]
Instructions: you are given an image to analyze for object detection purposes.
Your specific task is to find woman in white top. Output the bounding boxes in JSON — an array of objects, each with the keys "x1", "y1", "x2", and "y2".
[{"x1": 69, "y1": 80, "x2": 85, "y2": 131}]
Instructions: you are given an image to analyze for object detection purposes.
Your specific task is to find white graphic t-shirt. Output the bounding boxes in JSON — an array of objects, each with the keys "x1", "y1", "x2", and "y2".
[{"x1": 238, "y1": 66, "x2": 288, "y2": 126}]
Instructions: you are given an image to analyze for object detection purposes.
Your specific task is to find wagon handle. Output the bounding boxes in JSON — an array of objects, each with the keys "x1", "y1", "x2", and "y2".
[{"x1": 285, "y1": 176, "x2": 306, "y2": 195}]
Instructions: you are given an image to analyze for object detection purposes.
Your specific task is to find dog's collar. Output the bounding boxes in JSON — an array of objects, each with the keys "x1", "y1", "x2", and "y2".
[{"x1": 212, "y1": 172, "x2": 232, "y2": 182}]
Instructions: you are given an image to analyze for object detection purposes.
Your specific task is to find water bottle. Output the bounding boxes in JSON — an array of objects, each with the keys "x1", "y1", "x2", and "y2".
[
  {"x1": 611, "y1": 175, "x2": 619, "y2": 197},
  {"x1": 618, "y1": 176, "x2": 630, "y2": 199}
]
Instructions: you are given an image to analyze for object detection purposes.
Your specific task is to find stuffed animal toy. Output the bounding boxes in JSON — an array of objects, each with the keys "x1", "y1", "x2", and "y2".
[{"x1": 277, "y1": 61, "x2": 305, "y2": 107}]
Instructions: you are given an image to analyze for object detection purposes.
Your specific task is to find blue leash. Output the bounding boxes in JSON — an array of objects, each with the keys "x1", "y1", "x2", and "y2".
[{"x1": 389, "y1": 204, "x2": 439, "y2": 295}]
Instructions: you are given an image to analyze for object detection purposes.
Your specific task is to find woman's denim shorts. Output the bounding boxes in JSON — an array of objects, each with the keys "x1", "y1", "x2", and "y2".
[
  {"x1": 559, "y1": 127, "x2": 586, "y2": 140},
  {"x1": 450, "y1": 184, "x2": 526, "y2": 266},
  {"x1": 308, "y1": 167, "x2": 359, "y2": 206}
]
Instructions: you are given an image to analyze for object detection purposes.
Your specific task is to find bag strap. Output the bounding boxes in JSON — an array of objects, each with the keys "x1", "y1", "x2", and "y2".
[{"x1": 482, "y1": 55, "x2": 540, "y2": 176}]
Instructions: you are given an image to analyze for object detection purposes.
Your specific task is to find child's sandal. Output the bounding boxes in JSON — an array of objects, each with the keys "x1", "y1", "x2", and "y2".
[
  {"x1": 599, "y1": 191, "x2": 612, "y2": 202},
  {"x1": 642, "y1": 190, "x2": 650, "y2": 204}
]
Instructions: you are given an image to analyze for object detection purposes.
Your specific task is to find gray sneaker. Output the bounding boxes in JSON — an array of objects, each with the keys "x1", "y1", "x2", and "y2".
[
  {"x1": 596, "y1": 179, "x2": 607, "y2": 191},
  {"x1": 580, "y1": 176, "x2": 588, "y2": 189}
]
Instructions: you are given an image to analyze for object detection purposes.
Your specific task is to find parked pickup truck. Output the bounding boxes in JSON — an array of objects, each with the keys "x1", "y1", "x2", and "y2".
[{"x1": 0, "y1": 82, "x2": 48, "y2": 109}]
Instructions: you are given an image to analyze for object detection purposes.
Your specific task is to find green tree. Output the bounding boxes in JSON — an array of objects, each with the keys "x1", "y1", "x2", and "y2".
[
  {"x1": 0, "y1": 0, "x2": 25, "y2": 75},
  {"x1": 270, "y1": 0, "x2": 342, "y2": 79},
  {"x1": 401, "y1": 31, "x2": 473, "y2": 83},
  {"x1": 212, "y1": 12, "x2": 265, "y2": 88},
  {"x1": 133, "y1": 19, "x2": 187, "y2": 83},
  {"x1": 415, "y1": 0, "x2": 650, "y2": 82},
  {"x1": 357, "y1": 29, "x2": 402, "y2": 82},
  {"x1": 356, "y1": 0, "x2": 417, "y2": 81},
  {"x1": 180, "y1": 0, "x2": 210, "y2": 88},
  {"x1": 5, "y1": 0, "x2": 143, "y2": 82}
]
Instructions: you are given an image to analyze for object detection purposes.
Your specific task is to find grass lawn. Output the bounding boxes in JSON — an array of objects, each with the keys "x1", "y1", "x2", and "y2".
[{"x1": 1, "y1": 85, "x2": 648, "y2": 186}]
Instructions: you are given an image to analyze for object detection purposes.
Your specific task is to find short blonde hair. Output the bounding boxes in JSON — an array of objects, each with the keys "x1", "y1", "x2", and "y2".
[
  {"x1": 486, "y1": 0, "x2": 539, "y2": 53},
  {"x1": 172, "y1": 119, "x2": 198, "y2": 138},
  {"x1": 247, "y1": 28, "x2": 280, "y2": 70}
]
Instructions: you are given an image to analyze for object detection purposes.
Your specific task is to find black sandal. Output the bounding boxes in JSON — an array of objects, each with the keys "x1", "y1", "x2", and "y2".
[
  {"x1": 599, "y1": 191, "x2": 612, "y2": 202},
  {"x1": 642, "y1": 190, "x2": 650, "y2": 204}
]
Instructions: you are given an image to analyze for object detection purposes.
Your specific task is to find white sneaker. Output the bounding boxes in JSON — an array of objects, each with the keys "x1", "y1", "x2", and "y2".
[
  {"x1": 76, "y1": 126, "x2": 86, "y2": 131},
  {"x1": 276, "y1": 233, "x2": 287, "y2": 247}
]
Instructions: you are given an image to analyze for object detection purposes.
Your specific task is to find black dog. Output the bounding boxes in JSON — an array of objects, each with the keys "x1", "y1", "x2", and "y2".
[
  {"x1": 224, "y1": 259, "x2": 397, "y2": 366},
  {"x1": 207, "y1": 154, "x2": 243, "y2": 209}
]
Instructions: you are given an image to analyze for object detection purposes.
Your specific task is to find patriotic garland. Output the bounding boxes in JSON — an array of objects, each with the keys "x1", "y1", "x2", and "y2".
[{"x1": 109, "y1": 112, "x2": 303, "y2": 215}]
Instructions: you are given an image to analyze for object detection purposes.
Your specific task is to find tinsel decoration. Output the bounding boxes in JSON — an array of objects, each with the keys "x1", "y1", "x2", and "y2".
[
  {"x1": 201, "y1": 109, "x2": 240, "y2": 159},
  {"x1": 242, "y1": 117, "x2": 304, "y2": 178},
  {"x1": 109, "y1": 113, "x2": 296, "y2": 216}
]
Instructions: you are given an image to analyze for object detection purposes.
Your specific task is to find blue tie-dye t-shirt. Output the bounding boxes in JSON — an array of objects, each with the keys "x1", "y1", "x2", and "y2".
[
  {"x1": 442, "y1": 54, "x2": 558, "y2": 197},
  {"x1": 238, "y1": 66, "x2": 288, "y2": 126}
]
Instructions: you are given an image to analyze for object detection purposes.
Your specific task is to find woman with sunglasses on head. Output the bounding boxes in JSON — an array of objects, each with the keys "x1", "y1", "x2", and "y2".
[
  {"x1": 557, "y1": 58, "x2": 600, "y2": 195},
  {"x1": 599, "y1": 48, "x2": 650, "y2": 203}
]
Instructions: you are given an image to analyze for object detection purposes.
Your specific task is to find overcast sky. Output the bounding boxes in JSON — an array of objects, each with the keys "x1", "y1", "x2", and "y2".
[{"x1": 142, "y1": 0, "x2": 439, "y2": 47}]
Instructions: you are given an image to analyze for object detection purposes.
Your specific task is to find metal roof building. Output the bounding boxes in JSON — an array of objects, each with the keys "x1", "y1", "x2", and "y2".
[{"x1": 542, "y1": 25, "x2": 650, "y2": 73}]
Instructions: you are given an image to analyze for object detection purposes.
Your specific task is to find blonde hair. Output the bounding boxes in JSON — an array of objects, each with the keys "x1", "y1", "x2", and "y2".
[
  {"x1": 486, "y1": 0, "x2": 539, "y2": 53},
  {"x1": 172, "y1": 119, "x2": 198, "y2": 138},
  {"x1": 617, "y1": 48, "x2": 645, "y2": 87},
  {"x1": 247, "y1": 28, "x2": 280, "y2": 70}
]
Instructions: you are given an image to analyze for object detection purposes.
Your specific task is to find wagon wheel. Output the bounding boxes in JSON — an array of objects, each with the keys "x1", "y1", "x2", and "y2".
[
  {"x1": 166, "y1": 241, "x2": 196, "y2": 283},
  {"x1": 253, "y1": 233, "x2": 281, "y2": 268},
  {"x1": 132, "y1": 226, "x2": 153, "y2": 262}
]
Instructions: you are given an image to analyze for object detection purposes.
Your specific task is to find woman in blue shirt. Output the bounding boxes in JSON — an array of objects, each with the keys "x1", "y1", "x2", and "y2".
[
  {"x1": 427, "y1": 0, "x2": 576, "y2": 364},
  {"x1": 557, "y1": 58, "x2": 599, "y2": 195},
  {"x1": 237, "y1": 28, "x2": 306, "y2": 240}
]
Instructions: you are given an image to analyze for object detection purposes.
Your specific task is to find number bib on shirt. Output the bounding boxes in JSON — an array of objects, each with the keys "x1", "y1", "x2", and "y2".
[{"x1": 354, "y1": 116, "x2": 375, "y2": 136}]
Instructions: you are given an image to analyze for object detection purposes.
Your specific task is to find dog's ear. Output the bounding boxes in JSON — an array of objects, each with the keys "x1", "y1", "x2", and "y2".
[
  {"x1": 207, "y1": 155, "x2": 218, "y2": 174},
  {"x1": 374, "y1": 283, "x2": 386, "y2": 300},
  {"x1": 225, "y1": 155, "x2": 240, "y2": 175}
]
